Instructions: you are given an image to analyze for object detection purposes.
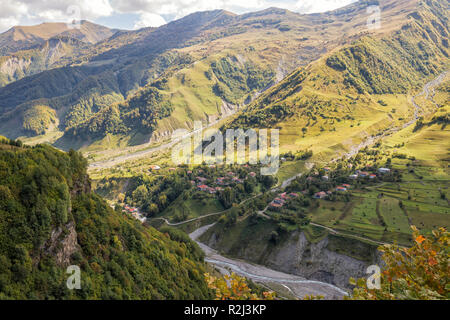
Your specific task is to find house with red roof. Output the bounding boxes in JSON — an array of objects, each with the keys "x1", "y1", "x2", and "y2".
[
  {"x1": 273, "y1": 198, "x2": 285, "y2": 205},
  {"x1": 313, "y1": 191, "x2": 327, "y2": 199},
  {"x1": 358, "y1": 171, "x2": 369, "y2": 177},
  {"x1": 269, "y1": 202, "x2": 282, "y2": 209},
  {"x1": 207, "y1": 187, "x2": 216, "y2": 194},
  {"x1": 280, "y1": 192, "x2": 289, "y2": 200},
  {"x1": 232, "y1": 177, "x2": 243, "y2": 183}
]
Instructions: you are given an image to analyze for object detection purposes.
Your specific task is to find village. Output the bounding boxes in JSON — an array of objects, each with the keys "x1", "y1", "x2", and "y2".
[
  {"x1": 122, "y1": 204, "x2": 146, "y2": 223},
  {"x1": 109, "y1": 140, "x2": 397, "y2": 226},
  {"x1": 266, "y1": 166, "x2": 392, "y2": 211}
]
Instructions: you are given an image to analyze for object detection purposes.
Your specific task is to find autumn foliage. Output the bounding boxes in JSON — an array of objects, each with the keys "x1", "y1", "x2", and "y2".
[
  {"x1": 205, "y1": 272, "x2": 276, "y2": 300},
  {"x1": 349, "y1": 226, "x2": 449, "y2": 300}
]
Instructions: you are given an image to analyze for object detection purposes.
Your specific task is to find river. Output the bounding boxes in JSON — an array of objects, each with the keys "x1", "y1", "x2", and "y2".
[{"x1": 189, "y1": 223, "x2": 349, "y2": 300}]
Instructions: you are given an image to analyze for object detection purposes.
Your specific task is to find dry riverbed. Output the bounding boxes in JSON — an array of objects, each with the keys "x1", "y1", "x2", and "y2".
[{"x1": 190, "y1": 224, "x2": 348, "y2": 300}]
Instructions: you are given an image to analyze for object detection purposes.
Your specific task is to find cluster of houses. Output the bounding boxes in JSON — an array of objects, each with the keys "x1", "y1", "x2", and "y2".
[
  {"x1": 312, "y1": 183, "x2": 352, "y2": 199},
  {"x1": 269, "y1": 192, "x2": 299, "y2": 209},
  {"x1": 310, "y1": 167, "x2": 391, "y2": 199},
  {"x1": 123, "y1": 204, "x2": 146, "y2": 222},
  {"x1": 192, "y1": 170, "x2": 257, "y2": 194},
  {"x1": 349, "y1": 167, "x2": 390, "y2": 180},
  {"x1": 197, "y1": 184, "x2": 223, "y2": 194}
]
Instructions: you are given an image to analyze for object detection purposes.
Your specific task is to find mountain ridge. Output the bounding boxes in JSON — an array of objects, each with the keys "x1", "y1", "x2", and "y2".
[{"x1": 0, "y1": 0, "x2": 447, "y2": 156}]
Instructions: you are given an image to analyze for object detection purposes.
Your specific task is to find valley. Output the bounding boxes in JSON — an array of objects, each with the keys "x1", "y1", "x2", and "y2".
[
  {"x1": 190, "y1": 223, "x2": 348, "y2": 299},
  {"x1": 0, "y1": 0, "x2": 448, "y2": 301}
]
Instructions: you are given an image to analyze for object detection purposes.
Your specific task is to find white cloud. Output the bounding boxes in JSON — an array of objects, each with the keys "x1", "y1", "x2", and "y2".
[
  {"x1": 134, "y1": 12, "x2": 166, "y2": 29},
  {"x1": 0, "y1": 0, "x2": 357, "y2": 32},
  {"x1": 0, "y1": 17, "x2": 20, "y2": 33},
  {"x1": 295, "y1": 0, "x2": 356, "y2": 13},
  {"x1": 0, "y1": 0, "x2": 114, "y2": 31}
]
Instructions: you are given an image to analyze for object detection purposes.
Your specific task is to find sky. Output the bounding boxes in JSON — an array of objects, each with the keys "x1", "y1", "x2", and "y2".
[{"x1": 0, "y1": 0, "x2": 358, "y2": 33}]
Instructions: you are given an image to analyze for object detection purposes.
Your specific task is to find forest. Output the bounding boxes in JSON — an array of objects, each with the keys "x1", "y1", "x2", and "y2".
[{"x1": 0, "y1": 137, "x2": 211, "y2": 299}]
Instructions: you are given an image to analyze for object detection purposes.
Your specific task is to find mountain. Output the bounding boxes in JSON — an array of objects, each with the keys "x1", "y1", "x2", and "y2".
[
  {"x1": 0, "y1": 21, "x2": 117, "y2": 54},
  {"x1": 225, "y1": 0, "x2": 449, "y2": 158},
  {"x1": 0, "y1": 0, "x2": 422, "y2": 151},
  {"x1": 0, "y1": 21, "x2": 119, "y2": 86},
  {"x1": 0, "y1": 137, "x2": 211, "y2": 299}
]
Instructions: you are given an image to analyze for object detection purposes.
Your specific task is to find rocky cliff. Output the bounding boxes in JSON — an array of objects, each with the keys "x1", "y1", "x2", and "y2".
[{"x1": 203, "y1": 227, "x2": 382, "y2": 289}]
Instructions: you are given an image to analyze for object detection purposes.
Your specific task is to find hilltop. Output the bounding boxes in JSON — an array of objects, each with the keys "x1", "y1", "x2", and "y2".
[
  {"x1": 0, "y1": 21, "x2": 119, "y2": 86},
  {"x1": 0, "y1": 21, "x2": 117, "y2": 54}
]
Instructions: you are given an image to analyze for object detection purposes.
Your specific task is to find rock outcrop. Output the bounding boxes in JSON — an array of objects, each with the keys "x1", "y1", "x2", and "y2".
[{"x1": 204, "y1": 230, "x2": 382, "y2": 289}]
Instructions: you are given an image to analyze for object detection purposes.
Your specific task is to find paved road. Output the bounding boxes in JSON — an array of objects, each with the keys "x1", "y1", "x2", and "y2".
[
  {"x1": 151, "y1": 193, "x2": 263, "y2": 226},
  {"x1": 89, "y1": 111, "x2": 236, "y2": 169},
  {"x1": 143, "y1": 72, "x2": 450, "y2": 298}
]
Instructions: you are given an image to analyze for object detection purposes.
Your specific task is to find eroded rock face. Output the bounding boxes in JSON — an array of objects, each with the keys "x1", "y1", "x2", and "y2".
[
  {"x1": 263, "y1": 232, "x2": 370, "y2": 288},
  {"x1": 70, "y1": 174, "x2": 91, "y2": 197},
  {"x1": 41, "y1": 221, "x2": 80, "y2": 267},
  {"x1": 0, "y1": 56, "x2": 32, "y2": 77},
  {"x1": 205, "y1": 230, "x2": 382, "y2": 289}
]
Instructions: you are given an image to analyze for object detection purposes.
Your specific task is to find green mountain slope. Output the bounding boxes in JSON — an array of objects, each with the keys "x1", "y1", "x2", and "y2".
[
  {"x1": 226, "y1": 0, "x2": 449, "y2": 159},
  {"x1": 0, "y1": 0, "x2": 419, "y2": 151},
  {"x1": 0, "y1": 138, "x2": 211, "y2": 299}
]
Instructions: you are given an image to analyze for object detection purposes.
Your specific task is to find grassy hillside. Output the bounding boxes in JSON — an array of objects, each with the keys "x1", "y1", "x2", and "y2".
[
  {"x1": 226, "y1": 0, "x2": 448, "y2": 160},
  {"x1": 0, "y1": 138, "x2": 211, "y2": 299},
  {"x1": 383, "y1": 80, "x2": 449, "y2": 167},
  {"x1": 0, "y1": 0, "x2": 421, "y2": 152}
]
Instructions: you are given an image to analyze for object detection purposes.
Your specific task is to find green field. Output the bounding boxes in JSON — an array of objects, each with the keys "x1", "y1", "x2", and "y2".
[
  {"x1": 160, "y1": 197, "x2": 225, "y2": 222},
  {"x1": 341, "y1": 195, "x2": 385, "y2": 240}
]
